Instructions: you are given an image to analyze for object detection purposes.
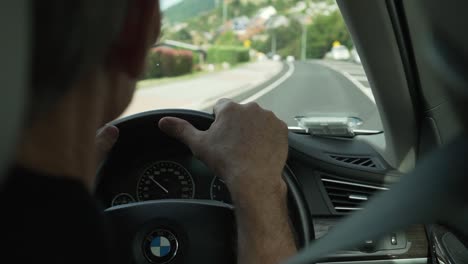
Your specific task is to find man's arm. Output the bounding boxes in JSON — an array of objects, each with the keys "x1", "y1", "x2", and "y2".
[
  {"x1": 159, "y1": 99, "x2": 297, "y2": 263},
  {"x1": 235, "y1": 178, "x2": 296, "y2": 263}
]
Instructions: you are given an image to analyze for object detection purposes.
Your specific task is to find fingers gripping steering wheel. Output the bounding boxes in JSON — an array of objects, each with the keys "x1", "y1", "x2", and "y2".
[{"x1": 96, "y1": 109, "x2": 311, "y2": 264}]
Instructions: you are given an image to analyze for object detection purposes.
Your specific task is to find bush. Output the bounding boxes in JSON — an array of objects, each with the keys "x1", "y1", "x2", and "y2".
[
  {"x1": 144, "y1": 49, "x2": 163, "y2": 79},
  {"x1": 143, "y1": 47, "x2": 193, "y2": 79},
  {"x1": 215, "y1": 31, "x2": 242, "y2": 46},
  {"x1": 192, "y1": 53, "x2": 204, "y2": 72},
  {"x1": 207, "y1": 46, "x2": 250, "y2": 65},
  {"x1": 173, "y1": 49, "x2": 193, "y2": 76}
]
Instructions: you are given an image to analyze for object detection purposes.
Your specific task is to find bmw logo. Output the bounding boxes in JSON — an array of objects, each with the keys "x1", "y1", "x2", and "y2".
[{"x1": 143, "y1": 229, "x2": 178, "y2": 263}]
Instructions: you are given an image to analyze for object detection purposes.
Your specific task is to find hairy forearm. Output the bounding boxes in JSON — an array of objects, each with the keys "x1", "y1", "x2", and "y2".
[{"x1": 234, "y1": 179, "x2": 297, "y2": 264}]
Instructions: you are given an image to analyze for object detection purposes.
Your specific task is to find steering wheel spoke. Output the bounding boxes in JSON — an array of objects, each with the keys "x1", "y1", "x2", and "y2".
[{"x1": 105, "y1": 200, "x2": 235, "y2": 264}]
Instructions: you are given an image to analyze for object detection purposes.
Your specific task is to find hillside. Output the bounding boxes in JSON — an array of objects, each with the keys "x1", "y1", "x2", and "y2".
[
  {"x1": 165, "y1": 0, "x2": 217, "y2": 22},
  {"x1": 162, "y1": 0, "x2": 351, "y2": 59}
]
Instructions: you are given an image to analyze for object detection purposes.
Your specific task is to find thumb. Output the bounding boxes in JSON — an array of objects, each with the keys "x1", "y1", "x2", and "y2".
[
  {"x1": 158, "y1": 117, "x2": 203, "y2": 152},
  {"x1": 95, "y1": 124, "x2": 119, "y2": 163}
]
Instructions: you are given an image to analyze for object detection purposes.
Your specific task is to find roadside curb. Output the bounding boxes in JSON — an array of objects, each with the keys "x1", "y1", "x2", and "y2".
[
  {"x1": 196, "y1": 62, "x2": 291, "y2": 112},
  {"x1": 241, "y1": 62, "x2": 295, "y2": 104}
]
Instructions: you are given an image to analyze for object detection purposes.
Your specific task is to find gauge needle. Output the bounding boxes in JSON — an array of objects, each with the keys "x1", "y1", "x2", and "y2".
[{"x1": 149, "y1": 176, "x2": 169, "y2": 194}]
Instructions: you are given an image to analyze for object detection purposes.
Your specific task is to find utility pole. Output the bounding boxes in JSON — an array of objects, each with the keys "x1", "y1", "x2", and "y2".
[
  {"x1": 271, "y1": 30, "x2": 277, "y2": 55},
  {"x1": 222, "y1": 0, "x2": 228, "y2": 25},
  {"x1": 301, "y1": 23, "x2": 307, "y2": 61},
  {"x1": 268, "y1": 16, "x2": 279, "y2": 56}
]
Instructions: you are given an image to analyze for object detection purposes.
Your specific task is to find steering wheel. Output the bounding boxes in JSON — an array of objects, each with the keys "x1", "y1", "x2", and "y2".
[{"x1": 96, "y1": 109, "x2": 312, "y2": 264}]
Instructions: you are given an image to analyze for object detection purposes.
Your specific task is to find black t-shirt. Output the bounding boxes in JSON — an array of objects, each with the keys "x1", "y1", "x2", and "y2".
[{"x1": 0, "y1": 167, "x2": 109, "y2": 263}]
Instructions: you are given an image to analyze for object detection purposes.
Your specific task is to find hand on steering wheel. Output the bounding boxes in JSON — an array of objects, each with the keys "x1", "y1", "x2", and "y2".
[
  {"x1": 97, "y1": 106, "x2": 311, "y2": 264},
  {"x1": 158, "y1": 100, "x2": 288, "y2": 205},
  {"x1": 158, "y1": 99, "x2": 295, "y2": 264}
]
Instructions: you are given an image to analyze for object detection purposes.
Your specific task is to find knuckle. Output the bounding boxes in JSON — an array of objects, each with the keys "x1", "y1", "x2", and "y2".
[
  {"x1": 215, "y1": 99, "x2": 235, "y2": 114},
  {"x1": 246, "y1": 102, "x2": 261, "y2": 110},
  {"x1": 216, "y1": 98, "x2": 230, "y2": 105},
  {"x1": 221, "y1": 101, "x2": 236, "y2": 112},
  {"x1": 263, "y1": 110, "x2": 277, "y2": 122},
  {"x1": 248, "y1": 102, "x2": 260, "y2": 108},
  {"x1": 266, "y1": 110, "x2": 275, "y2": 118},
  {"x1": 225, "y1": 101, "x2": 237, "y2": 108}
]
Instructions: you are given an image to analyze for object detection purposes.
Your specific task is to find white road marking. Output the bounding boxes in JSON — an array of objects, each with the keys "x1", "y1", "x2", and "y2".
[
  {"x1": 318, "y1": 61, "x2": 375, "y2": 104},
  {"x1": 353, "y1": 75, "x2": 369, "y2": 82},
  {"x1": 341, "y1": 71, "x2": 375, "y2": 104},
  {"x1": 240, "y1": 62, "x2": 295, "y2": 103}
]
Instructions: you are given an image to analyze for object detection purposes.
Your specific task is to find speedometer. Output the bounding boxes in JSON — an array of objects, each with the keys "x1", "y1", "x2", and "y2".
[{"x1": 137, "y1": 161, "x2": 195, "y2": 201}]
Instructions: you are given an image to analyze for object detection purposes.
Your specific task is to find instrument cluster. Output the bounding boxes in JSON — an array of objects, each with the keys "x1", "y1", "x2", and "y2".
[{"x1": 103, "y1": 160, "x2": 231, "y2": 208}]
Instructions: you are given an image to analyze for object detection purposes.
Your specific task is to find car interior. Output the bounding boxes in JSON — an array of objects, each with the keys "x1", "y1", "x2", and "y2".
[{"x1": 1, "y1": 0, "x2": 468, "y2": 264}]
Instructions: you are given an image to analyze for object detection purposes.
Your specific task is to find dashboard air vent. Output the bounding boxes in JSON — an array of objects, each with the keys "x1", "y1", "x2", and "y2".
[
  {"x1": 321, "y1": 177, "x2": 388, "y2": 214},
  {"x1": 328, "y1": 154, "x2": 380, "y2": 169}
]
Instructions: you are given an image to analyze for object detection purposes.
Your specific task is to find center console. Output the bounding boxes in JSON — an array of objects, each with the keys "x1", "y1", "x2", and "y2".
[{"x1": 313, "y1": 217, "x2": 429, "y2": 263}]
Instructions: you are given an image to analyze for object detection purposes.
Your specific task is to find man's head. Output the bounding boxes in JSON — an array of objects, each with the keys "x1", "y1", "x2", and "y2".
[
  {"x1": 11, "y1": 0, "x2": 161, "y2": 185},
  {"x1": 30, "y1": 0, "x2": 161, "y2": 122}
]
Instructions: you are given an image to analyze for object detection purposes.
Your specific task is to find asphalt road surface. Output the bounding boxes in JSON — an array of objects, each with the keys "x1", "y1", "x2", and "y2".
[{"x1": 253, "y1": 60, "x2": 383, "y2": 131}]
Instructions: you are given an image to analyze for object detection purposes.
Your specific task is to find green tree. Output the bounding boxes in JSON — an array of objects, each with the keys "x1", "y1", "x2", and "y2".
[
  {"x1": 271, "y1": 0, "x2": 296, "y2": 13},
  {"x1": 162, "y1": 28, "x2": 193, "y2": 43},
  {"x1": 272, "y1": 20, "x2": 302, "y2": 52},
  {"x1": 238, "y1": 2, "x2": 258, "y2": 17},
  {"x1": 215, "y1": 31, "x2": 242, "y2": 46},
  {"x1": 306, "y1": 11, "x2": 352, "y2": 58},
  {"x1": 254, "y1": 19, "x2": 302, "y2": 56},
  {"x1": 251, "y1": 38, "x2": 269, "y2": 54}
]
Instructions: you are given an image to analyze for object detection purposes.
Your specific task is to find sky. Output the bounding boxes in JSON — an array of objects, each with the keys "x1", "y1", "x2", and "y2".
[{"x1": 160, "y1": 0, "x2": 183, "y2": 10}]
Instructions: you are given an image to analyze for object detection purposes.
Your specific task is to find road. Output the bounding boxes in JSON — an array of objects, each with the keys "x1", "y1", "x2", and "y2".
[
  {"x1": 126, "y1": 59, "x2": 382, "y2": 131},
  {"x1": 123, "y1": 60, "x2": 283, "y2": 117},
  {"x1": 247, "y1": 60, "x2": 383, "y2": 131}
]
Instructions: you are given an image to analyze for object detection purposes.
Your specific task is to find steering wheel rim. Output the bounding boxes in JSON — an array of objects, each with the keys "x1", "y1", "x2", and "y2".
[{"x1": 96, "y1": 109, "x2": 311, "y2": 264}]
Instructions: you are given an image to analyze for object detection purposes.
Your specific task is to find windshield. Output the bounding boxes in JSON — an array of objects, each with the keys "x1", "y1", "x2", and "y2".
[{"x1": 125, "y1": 0, "x2": 382, "y2": 131}]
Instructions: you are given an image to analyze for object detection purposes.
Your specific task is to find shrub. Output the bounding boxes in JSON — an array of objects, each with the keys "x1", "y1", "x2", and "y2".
[
  {"x1": 192, "y1": 52, "x2": 202, "y2": 67},
  {"x1": 174, "y1": 49, "x2": 193, "y2": 76},
  {"x1": 144, "y1": 49, "x2": 163, "y2": 79},
  {"x1": 143, "y1": 47, "x2": 193, "y2": 79},
  {"x1": 159, "y1": 47, "x2": 176, "y2": 77},
  {"x1": 215, "y1": 31, "x2": 242, "y2": 46},
  {"x1": 207, "y1": 46, "x2": 250, "y2": 65}
]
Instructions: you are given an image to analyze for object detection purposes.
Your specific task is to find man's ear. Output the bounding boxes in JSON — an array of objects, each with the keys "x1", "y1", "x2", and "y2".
[{"x1": 109, "y1": 0, "x2": 161, "y2": 79}]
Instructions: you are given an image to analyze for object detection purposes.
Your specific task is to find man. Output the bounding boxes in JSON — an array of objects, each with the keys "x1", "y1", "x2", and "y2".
[{"x1": 1, "y1": 0, "x2": 296, "y2": 263}]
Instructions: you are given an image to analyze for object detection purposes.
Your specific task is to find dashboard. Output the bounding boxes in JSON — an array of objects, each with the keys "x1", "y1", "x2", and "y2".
[
  {"x1": 96, "y1": 110, "x2": 429, "y2": 264},
  {"x1": 98, "y1": 158, "x2": 231, "y2": 208}
]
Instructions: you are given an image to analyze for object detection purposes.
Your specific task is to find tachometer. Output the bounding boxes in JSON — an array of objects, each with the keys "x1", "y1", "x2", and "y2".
[
  {"x1": 137, "y1": 161, "x2": 195, "y2": 201},
  {"x1": 111, "y1": 193, "x2": 135, "y2": 207},
  {"x1": 210, "y1": 176, "x2": 232, "y2": 204}
]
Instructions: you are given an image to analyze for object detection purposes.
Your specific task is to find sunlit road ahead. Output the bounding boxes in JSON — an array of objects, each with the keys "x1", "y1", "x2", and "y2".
[
  {"x1": 251, "y1": 60, "x2": 383, "y2": 131},
  {"x1": 127, "y1": 60, "x2": 382, "y2": 131}
]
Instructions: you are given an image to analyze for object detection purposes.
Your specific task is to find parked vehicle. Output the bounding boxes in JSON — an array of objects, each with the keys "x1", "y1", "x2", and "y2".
[{"x1": 331, "y1": 45, "x2": 351, "y2": 60}]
